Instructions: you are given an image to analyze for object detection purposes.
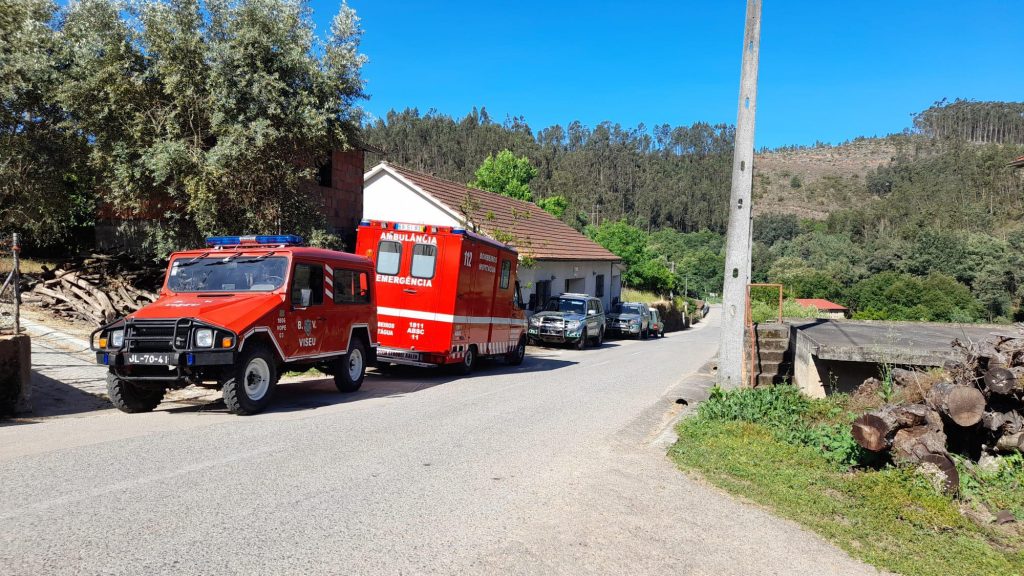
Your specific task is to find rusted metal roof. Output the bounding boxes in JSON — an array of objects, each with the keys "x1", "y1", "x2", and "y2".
[
  {"x1": 373, "y1": 163, "x2": 620, "y2": 262},
  {"x1": 795, "y1": 298, "x2": 848, "y2": 311}
]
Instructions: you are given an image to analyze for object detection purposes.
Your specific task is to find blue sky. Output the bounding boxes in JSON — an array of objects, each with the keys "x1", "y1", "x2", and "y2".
[{"x1": 310, "y1": 0, "x2": 1022, "y2": 149}]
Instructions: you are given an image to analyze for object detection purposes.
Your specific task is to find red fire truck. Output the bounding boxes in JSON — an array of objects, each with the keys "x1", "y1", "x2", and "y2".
[
  {"x1": 91, "y1": 235, "x2": 378, "y2": 415},
  {"x1": 355, "y1": 220, "x2": 527, "y2": 373}
]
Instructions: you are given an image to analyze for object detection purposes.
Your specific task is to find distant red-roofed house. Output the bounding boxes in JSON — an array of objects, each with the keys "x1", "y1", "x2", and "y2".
[
  {"x1": 362, "y1": 162, "x2": 623, "y2": 310},
  {"x1": 795, "y1": 298, "x2": 849, "y2": 319}
]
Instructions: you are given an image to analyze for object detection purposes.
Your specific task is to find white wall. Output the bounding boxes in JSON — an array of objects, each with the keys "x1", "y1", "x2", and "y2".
[
  {"x1": 363, "y1": 171, "x2": 462, "y2": 227},
  {"x1": 517, "y1": 260, "x2": 622, "y2": 311}
]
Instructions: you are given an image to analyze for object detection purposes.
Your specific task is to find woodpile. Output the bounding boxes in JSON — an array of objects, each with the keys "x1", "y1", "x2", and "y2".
[
  {"x1": 850, "y1": 333, "x2": 1024, "y2": 495},
  {"x1": 21, "y1": 254, "x2": 162, "y2": 326}
]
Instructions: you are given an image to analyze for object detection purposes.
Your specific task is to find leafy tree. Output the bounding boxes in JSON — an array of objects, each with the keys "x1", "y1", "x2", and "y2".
[
  {"x1": 58, "y1": 0, "x2": 367, "y2": 254},
  {"x1": 0, "y1": 0, "x2": 92, "y2": 246},
  {"x1": 536, "y1": 195, "x2": 567, "y2": 218},
  {"x1": 752, "y1": 213, "x2": 800, "y2": 247},
  {"x1": 469, "y1": 149, "x2": 537, "y2": 201},
  {"x1": 588, "y1": 220, "x2": 673, "y2": 292}
]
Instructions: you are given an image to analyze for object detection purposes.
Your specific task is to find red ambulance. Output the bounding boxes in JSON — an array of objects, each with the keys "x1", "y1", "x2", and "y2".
[{"x1": 355, "y1": 220, "x2": 527, "y2": 373}]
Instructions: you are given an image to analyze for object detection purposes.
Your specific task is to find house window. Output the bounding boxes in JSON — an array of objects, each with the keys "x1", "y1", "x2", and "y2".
[
  {"x1": 317, "y1": 157, "x2": 332, "y2": 187},
  {"x1": 595, "y1": 274, "x2": 605, "y2": 298},
  {"x1": 291, "y1": 263, "x2": 324, "y2": 307},
  {"x1": 334, "y1": 270, "x2": 370, "y2": 304},
  {"x1": 411, "y1": 244, "x2": 436, "y2": 279},
  {"x1": 376, "y1": 240, "x2": 401, "y2": 275},
  {"x1": 499, "y1": 260, "x2": 511, "y2": 289}
]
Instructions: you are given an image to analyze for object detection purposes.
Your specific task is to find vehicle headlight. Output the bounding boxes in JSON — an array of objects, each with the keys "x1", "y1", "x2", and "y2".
[
  {"x1": 195, "y1": 328, "x2": 213, "y2": 348},
  {"x1": 529, "y1": 316, "x2": 542, "y2": 326},
  {"x1": 629, "y1": 319, "x2": 640, "y2": 327},
  {"x1": 110, "y1": 329, "x2": 124, "y2": 348},
  {"x1": 566, "y1": 320, "x2": 581, "y2": 329}
]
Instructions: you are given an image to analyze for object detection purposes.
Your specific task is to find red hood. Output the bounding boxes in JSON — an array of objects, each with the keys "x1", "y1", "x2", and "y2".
[{"x1": 131, "y1": 292, "x2": 284, "y2": 333}]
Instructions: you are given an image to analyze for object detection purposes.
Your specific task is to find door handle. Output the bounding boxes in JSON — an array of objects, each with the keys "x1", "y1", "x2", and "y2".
[{"x1": 403, "y1": 289, "x2": 417, "y2": 294}]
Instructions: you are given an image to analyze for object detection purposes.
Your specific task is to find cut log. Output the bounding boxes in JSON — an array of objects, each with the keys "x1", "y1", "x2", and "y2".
[
  {"x1": 917, "y1": 453, "x2": 960, "y2": 496},
  {"x1": 982, "y1": 410, "x2": 1024, "y2": 434},
  {"x1": 926, "y1": 381, "x2": 986, "y2": 427},
  {"x1": 984, "y1": 367, "x2": 1018, "y2": 395},
  {"x1": 994, "y1": 431, "x2": 1024, "y2": 453},
  {"x1": 890, "y1": 368, "x2": 921, "y2": 388},
  {"x1": 891, "y1": 425, "x2": 948, "y2": 464},
  {"x1": 851, "y1": 404, "x2": 937, "y2": 451}
]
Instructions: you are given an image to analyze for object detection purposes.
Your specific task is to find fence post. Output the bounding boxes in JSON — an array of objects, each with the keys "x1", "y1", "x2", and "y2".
[{"x1": 11, "y1": 233, "x2": 19, "y2": 334}]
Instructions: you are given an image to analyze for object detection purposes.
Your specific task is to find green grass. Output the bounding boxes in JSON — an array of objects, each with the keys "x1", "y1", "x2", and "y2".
[{"x1": 670, "y1": 386, "x2": 1024, "y2": 576}]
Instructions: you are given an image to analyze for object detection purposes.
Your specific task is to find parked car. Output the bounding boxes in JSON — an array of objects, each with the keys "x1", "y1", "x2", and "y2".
[
  {"x1": 527, "y1": 293, "x2": 606, "y2": 349},
  {"x1": 92, "y1": 235, "x2": 378, "y2": 415},
  {"x1": 648, "y1": 307, "x2": 665, "y2": 338},
  {"x1": 607, "y1": 301, "x2": 652, "y2": 339}
]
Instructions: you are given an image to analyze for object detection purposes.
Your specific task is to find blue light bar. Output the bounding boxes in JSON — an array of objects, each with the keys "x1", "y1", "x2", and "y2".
[{"x1": 205, "y1": 235, "x2": 304, "y2": 246}]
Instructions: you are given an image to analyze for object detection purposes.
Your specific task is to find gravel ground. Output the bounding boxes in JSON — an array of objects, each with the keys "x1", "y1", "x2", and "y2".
[{"x1": 0, "y1": 308, "x2": 883, "y2": 575}]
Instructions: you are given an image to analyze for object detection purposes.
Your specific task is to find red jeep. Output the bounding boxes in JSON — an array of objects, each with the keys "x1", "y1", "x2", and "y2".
[{"x1": 92, "y1": 235, "x2": 377, "y2": 415}]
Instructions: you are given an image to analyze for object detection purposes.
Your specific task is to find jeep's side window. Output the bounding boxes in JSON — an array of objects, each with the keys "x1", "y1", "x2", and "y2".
[
  {"x1": 377, "y1": 240, "x2": 401, "y2": 276},
  {"x1": 411, "y1": 244, "x2": 436, "y2": 279},
  {"x1": 499, "y1": 260, "x2": 511, "y2": 289},
  {"x1": 334, "y1": 270, "x2": 371, "y2": 304},
  {"x1": 291, "y1": 263, "x2": 324, "y2": 307}
]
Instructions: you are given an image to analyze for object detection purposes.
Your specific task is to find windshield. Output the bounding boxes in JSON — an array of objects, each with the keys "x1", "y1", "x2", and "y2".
[
  {"x1": 166, "y1": 256, "x2": 288, "y2": 292},
  {"x1": 612, "y1": 303, "x2": 645, "y2": 315},
  {"x1": 544, "y1": 298, "x2": 586, "y2": 315}
]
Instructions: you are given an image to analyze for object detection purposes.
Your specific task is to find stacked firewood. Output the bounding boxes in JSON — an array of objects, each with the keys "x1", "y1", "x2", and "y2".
[
  {"x1": 851, "y1": 334, "x2": 1024, "y2": 495},
  {"x1": 22, "y1": 255, "x2": 162, "y2": 326}
]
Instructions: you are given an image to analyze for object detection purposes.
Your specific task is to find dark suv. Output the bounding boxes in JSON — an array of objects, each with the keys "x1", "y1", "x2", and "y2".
[
  {"x1": 527, "y1": 293, "x2": 606, "y2": 349},
  {"x1": 607, "y1": 301, "x2": 652, "y2": 339}
]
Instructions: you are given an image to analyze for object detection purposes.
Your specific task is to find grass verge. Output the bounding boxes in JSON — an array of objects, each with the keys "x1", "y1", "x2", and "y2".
[{"x1": 669, "y1": 386, "x2": 1024, "y2": 576}]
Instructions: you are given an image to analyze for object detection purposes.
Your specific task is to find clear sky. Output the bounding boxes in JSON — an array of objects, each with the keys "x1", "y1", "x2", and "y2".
[{"x1": 308, "y1": 0, "x2": 1022, "y2": 149}]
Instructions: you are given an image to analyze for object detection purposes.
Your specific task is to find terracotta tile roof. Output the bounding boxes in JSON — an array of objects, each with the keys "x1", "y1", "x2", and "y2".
[
  {"x1": 378, "y1": 163, "x2": 620, "y2": 262},
  {"x1": 795, "y1": 298, "x2": 848, "y2": 311},
  {"x1": 1010, "y1": 155, "x2": 1024, "y2": 168}
]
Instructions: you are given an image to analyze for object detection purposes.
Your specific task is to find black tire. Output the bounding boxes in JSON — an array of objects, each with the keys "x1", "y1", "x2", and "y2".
[
  {"x1": 641, "y1": 326, "x2": 649, "y2": 340},
  {"x1": 507, "y1": 336, "x2": 527, "y2": 365},
  {"x1": 575, "y1": 329, "x2": 587, "y2": 350},
  {"x1": 456, "y1": 345, "x2": 477, "y2": 375},
  {"x1": 592, "y1": 327, "x2": 604, "y2": 347},
  {"x1": 222, "y1": 344, "x2": 277, "y2": 415},
  {"x1": 334, "y1": 338, "x2": 367, "y2": 393},
  {"x1": 106, "y1": 373, "x2": 164, "y2": 413}
]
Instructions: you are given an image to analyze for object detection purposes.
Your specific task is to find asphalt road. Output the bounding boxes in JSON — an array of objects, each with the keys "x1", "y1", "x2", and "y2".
[{"x1": 0, "y1": 309, "x2": 882, "y2": 575}]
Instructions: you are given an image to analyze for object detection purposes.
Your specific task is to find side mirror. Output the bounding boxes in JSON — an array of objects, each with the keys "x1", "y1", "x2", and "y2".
[
  {"x1": 300, "y1": 288, "x2": 312, "y2": 308},
  {"x1": 587, "y1": 309, "x2": 597, "y2": 316}
]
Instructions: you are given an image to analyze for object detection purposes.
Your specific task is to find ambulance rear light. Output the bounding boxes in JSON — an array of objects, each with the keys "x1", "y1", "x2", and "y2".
[
  {"x1": 205, "y1": 235, "x2": 303, "y2": 247},
  {"x1": 452, "y1": 228, "x2": 466, "y2": 235},
  {"x1": 359, "y1": 219, "x2": 371, "y2": 227}
]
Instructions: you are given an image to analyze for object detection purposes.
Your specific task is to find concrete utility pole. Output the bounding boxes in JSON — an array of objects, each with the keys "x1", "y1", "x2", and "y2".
[{"x1": 718, "y1": 0, "x2": 761, "y2": 388}]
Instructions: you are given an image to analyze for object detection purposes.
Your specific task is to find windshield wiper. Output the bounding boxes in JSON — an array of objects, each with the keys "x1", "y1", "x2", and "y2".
[
  {"x1": 206, "y1": 252, "x2": 243, "y2": 265},
  {"x1": 237, "y1": 252, "x2": 276, "y2": 264},
  {"x1": 177, "y1": 252, "x2": 211, "y2": 267}
]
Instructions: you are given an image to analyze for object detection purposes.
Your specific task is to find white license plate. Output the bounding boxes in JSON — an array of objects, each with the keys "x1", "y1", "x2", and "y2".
[{"x1": 126, "y1": 353, "x2": 174, "y2": 365}]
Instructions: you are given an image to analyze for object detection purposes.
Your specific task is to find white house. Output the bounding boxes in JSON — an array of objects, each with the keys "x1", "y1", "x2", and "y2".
[{"x1": 362, "y1": 162, "x2": 623, "y2": 310}]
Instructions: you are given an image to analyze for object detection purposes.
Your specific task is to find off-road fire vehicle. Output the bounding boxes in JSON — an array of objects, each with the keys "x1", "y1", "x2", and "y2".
[{"x1": 92, "y1": 235, "x2": 377, "y2": 415}]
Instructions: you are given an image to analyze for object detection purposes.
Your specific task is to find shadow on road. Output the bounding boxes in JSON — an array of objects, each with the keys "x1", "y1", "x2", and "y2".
[
  {"x1": 161, "y1": 354, "x2": 578, "y2": 416},
  {"x1": 3, "y1": 371, "x2": 112, "y2": 423}
]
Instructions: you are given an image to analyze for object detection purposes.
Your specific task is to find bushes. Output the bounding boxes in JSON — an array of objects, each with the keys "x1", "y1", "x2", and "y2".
[{"x1": 696, "y1": 385, "x2": 867, "y2": 467}]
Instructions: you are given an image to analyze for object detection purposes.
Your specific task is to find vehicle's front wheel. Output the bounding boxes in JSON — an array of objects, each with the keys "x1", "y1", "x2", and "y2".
[
  {"x1": 334, "y1": 339, "x2": 367, "y2": 393},
  {"x1": 575, "y1": 329, "x2": 588, "y2": 350},
  {"x1": 592, "y1": 327, "x2": 604, "y2": 347},
  {"x1": 507, "y1": 336, "x2": 527, "y2": 365},
  {"x1": 106, "y1": 373, "x2": 164, "y2": 413},
  {"x1": 222, "y1": 344, "x2": 277, "y2": 415}
]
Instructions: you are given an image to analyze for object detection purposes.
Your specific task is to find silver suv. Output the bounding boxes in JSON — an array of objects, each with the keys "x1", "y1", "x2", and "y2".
[{"x1": 527, "y1": 293, "x2": 606, "y2": 349}]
